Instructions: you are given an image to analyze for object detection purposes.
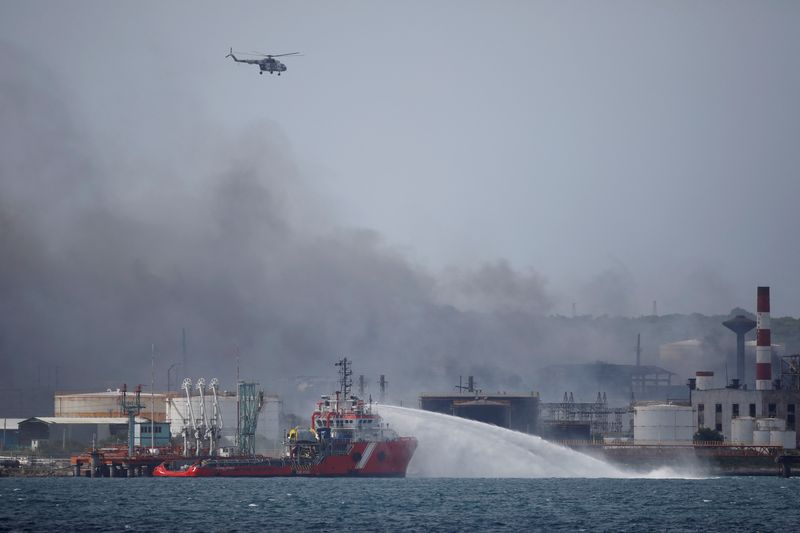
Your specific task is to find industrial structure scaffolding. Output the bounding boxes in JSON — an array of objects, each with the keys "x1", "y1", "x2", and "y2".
[
  {"x1": 237, "y1": 381, "x2": 264, "y2": 456},
  {"x1": 119, "y1": 384, "x2": 144, "y2": 457},
  {"x1": 540, "y1": 392, "x2": 629, "y2": 437},
  {"x1": 780, "y1": 354, "x2": 800, "y2": 391},
  {"x1": 630, "y1": 366, "x2": 674, "y2": 395}
]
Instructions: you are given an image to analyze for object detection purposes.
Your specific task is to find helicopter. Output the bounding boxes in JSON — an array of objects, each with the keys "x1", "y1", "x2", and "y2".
[{"x1": 225, "y1": 48, "x2": 300, "y2": 75}]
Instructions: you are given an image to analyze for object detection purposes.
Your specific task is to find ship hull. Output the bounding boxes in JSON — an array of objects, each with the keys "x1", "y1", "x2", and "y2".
[{"x1": 154, "y1": 438, "x2": 416, "y2": 478}]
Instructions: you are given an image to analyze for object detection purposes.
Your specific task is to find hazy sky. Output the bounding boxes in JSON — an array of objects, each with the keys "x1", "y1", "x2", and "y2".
[{"x1": 2, "y1": 0, "x2": 799, "y2": 317}]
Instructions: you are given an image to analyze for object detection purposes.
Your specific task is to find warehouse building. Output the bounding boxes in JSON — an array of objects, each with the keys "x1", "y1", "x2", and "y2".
[
  {"x1": 419, "y1": 378, "x2": 539, "y2": 434},
  {"x1": 17, "y1": 416, "x2": 167, "y2": 451}
]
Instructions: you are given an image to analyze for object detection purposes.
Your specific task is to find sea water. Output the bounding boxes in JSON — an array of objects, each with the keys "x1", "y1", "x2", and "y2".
[
  {"x1": 2, "y1": 408, "x2": 798, "y2": 531},
  {"x1": 2, "y1": 477, "x2": 799, "y2": 531}
]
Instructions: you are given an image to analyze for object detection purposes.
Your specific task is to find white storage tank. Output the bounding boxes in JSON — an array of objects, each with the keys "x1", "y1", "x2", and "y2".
[
  {"x1": 165, "y1": 391, "x2": 282, "y2": 450},
  {"x1": 55, "y1": 391, "x2": 166, "y2": 420},
  {"x1": 731, "y1": 417, "x2": 755, "y2": 444},
  {"x1": 753, "y1": 430, "x2": 771, "y2": 445},
  {"x1": 783, "y1": 430, "x2": 797, "y2": 450},
  {"x1": 756, "y1": 418, "x2": 786, "y2": 431},
  {"x1": 634, "y1": 404, "x2": 694, "y2": 444},
  {"x1": 770, "y1": 430, "x2": 786, "y2": 447}
]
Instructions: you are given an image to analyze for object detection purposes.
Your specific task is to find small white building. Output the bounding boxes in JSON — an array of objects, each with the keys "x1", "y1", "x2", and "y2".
[
  {"x1": 691, "y1": 386, "x2": 799, "y2": 448},
  {"x1": 133, "y1": 421, "x2": 171, "y2": 447}
]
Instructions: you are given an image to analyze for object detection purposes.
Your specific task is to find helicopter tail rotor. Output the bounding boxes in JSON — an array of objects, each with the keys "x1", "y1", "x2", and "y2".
[{"x1": 225, "y1": 47, "x2": 241, "y2": 62}]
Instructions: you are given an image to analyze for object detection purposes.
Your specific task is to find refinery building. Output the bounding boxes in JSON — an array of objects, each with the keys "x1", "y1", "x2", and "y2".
[
  {"x1": 687, "y1": 287, "x2": 798, "y2": 448},
  {"x1": 633, "y1": 287, "x2": 798, "y2": 450},
  {"x1": 9, "y1": 379, "x2": 284, "y2": 453},
  {"x1": 419, "y1": 287, "x2": 799, "y2": 465}
]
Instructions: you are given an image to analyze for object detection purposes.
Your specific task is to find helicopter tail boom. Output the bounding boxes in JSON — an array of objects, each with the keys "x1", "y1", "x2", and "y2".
[{"x1": 225, "y1": 47, "x2": 240, "y2": 62}]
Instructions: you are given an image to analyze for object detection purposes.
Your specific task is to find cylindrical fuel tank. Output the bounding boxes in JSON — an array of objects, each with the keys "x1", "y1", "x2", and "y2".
[
  {"x1": 634, "y1": 404, "x2": 694, "y2": 443},
  {"x1": 753, "y1": 430, "x2": 771, "y2": 445},
  {"x1": 731, "y1": 417, "x2": 755, "y2": 444},
  {"x1": 756, "y1": 418, "x2": 786, "y2": 431}
]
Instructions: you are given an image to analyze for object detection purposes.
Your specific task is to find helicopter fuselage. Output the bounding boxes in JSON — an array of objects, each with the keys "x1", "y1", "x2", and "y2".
[{"x1": 259, "y1": 59, "x2": 287, "y2": 75}]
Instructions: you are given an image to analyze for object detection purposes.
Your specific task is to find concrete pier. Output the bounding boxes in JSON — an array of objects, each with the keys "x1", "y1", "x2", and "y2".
[{"x1": 776, "y1": 455, "x2": 800, "y2": 478}]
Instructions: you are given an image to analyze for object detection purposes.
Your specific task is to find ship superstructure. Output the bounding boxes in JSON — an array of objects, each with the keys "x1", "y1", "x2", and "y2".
[{"x1": 154, "y1": 358, "x2": 416, "y2": 477}]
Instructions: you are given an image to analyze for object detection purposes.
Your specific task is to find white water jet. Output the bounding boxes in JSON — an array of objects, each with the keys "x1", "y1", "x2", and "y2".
[{"x1": 377, "y1": 405, "x2": 700, "y2": 479}]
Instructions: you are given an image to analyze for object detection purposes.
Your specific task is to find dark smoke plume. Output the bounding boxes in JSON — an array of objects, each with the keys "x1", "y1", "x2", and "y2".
[
  {"x1": 0, "y1": 43, "x2": 555, "y2": 414},
  {"x1": 2, "y1": 43, "x2": 792, "y2": 417}
]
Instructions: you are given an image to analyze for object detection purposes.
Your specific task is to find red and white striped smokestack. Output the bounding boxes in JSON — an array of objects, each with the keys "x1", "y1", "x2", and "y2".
[{"x1": 756, "y1": 286, "x2": 772, "y2": 390}]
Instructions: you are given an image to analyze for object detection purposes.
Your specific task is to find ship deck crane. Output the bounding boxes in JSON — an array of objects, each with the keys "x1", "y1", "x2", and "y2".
[
  {"x1": 182, "y1": 378, "x2": 201, "y2": 456},
  {"x1": 196, "y1": 378, "x2": 210, "y2": 456},
  {"x1": 208, "y1": 378, "x2": 224, "y2": 455}
]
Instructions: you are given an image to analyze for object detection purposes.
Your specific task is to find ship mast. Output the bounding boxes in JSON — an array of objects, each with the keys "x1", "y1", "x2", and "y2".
[{"x1": 335, "y1": 358, "x2": 353, "y2": 410}]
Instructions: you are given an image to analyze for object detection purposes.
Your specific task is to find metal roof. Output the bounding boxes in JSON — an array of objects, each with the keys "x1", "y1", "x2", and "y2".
[
  {"x1": 419, "y1": 392, "x2": 538, "y2": 398},
  {"x1": 21, "y1": 416, "x2": 156, "y2": 425},
  {"x1": 54, "y1": 391, "x2": 166, "y2": 398},
  {"x1": 661, "y1": 339, "x2": 704, "y2": 348},
  {"x1": 543, "y1": 362, "x2": 675, "y2": 376},
  {"x1": 1, "y1": 418, "x2": 26, "y2": 430},
  {"x1": 453, "y1": 399, "x2": 510, "y2": 407}
]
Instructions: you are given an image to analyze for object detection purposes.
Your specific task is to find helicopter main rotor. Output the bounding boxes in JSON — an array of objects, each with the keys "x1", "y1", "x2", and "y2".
[{"x1": 237, "y1": 50, "x2": 302, "y2": 59}]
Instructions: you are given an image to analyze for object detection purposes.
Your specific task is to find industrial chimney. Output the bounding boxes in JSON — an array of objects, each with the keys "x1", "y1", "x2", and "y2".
[
  {"x1": 695, "y1": 371, "x2": 714, "y2": 391},
  {"x1": 756, "y1": 286, "x2": 772, "y2": 391},
  {"x1": 723, "y1": 314, "x2": 756, "y2": 385}
]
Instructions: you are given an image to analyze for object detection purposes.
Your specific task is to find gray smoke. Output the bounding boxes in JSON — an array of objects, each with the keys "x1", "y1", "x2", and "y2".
[
  {"x1": 0, "y1": 43, "x2": 555, "y2": 413},
  {"x1": 435, "y1": 261, "x2": 551, "y2": 315},
  {"x1": 1, "y1": 42, "x2": 795, "y2": 418}
]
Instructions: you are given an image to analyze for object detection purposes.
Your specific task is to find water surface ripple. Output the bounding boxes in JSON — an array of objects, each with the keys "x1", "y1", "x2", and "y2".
[{"x1": 2, "y1": 477, "x2": 798, "y2": 532}]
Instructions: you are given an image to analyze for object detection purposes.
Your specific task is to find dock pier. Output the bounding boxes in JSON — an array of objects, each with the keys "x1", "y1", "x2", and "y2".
[
  {"x1": 776, "y1": 454, "x2": 800, "y2": 478},
  {"x1": 71, "y1": 447, "x2": 177, "y2": 478}
]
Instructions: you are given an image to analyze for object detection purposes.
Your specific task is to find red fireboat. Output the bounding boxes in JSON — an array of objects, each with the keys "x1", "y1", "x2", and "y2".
[{"x1": 154, "y1": 359, "x2": 416, "y2": 477}]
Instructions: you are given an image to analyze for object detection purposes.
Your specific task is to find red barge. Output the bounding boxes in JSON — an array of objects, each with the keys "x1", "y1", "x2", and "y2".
[{"x1": 154, "y1": 359, "x2": 417, "y2": 477}]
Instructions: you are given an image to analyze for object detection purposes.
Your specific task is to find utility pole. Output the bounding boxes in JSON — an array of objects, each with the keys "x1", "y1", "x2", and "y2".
[
  {"x1": 636, "y1": 334, "x2": 641, "y2": 367},
  {"x1": 236, "y1": 388, "x2": 240, "y2": 450},
  {"x1": 151, "y1": 344, "x2": 156, "y2": 450},
  {"x1": 182, "y1": 328, "x2": 188, "y2": 379},
  {"x1": 236, "y1": 346, "x2": 240, "y2": 450}
]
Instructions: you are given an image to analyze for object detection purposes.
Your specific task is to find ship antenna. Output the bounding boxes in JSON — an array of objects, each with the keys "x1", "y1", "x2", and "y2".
[{"x1": 335, "y1": 357, "x2": 353, "y2": 401}]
